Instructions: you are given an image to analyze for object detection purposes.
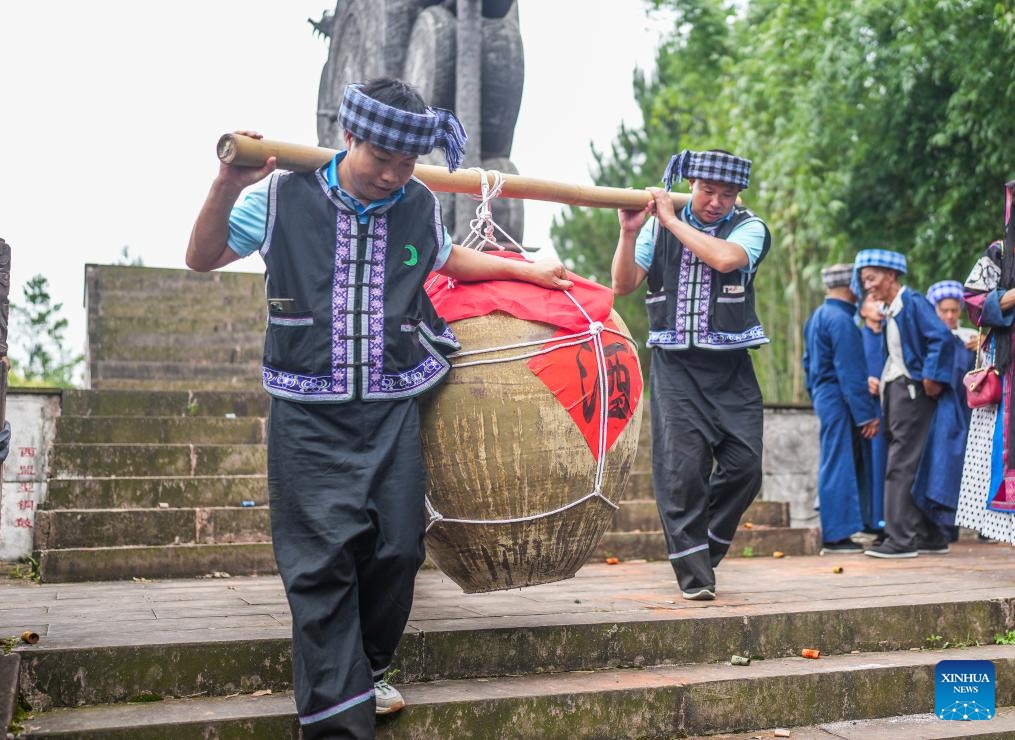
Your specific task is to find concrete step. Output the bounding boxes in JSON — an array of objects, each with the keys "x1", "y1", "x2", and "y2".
[
  {"x1": 89, "y1": 314, "x2": 265, "y2": 339},
  {"x1": 91, "y1": 342, "x2": 263, "y2": 364},
  {"x1": 34, "y1": 542, "x2": 278, "y2": 583},
  {"x1": 90, "y1": 377, "x2": 263, "y2": 391},
  {"x1": 85, "y1": 264, "x2": 262, "y2": 294},
  {"x1": 597, "y1": 526, "x2": 821, "y2": 561},
  {"x1": 45, "y1": 476, "x2": 268, "y2": 509},
  {"x1": 61, "y1": 389, "x2": 268, "y2": 418},
  {"x1": 12, "y1": 568, "x2": 1013, "y2": 709},
  {"x1": 88, "y1": 290, "x2": 264, "y2": 319},
  {"x1": 87, "y1": 329, "x2": 265, "y2": 351},
  {"x1": 17, "y1": 647, "x2": 1015, "y2": 738},
  {"x1": 54, "y1": 416, "x2": 266, "y2": 445},
  {"x1": 613, "y1": 499, "x2": 790, "y2": 532},
  {"x1": 34, "y1": 507, "x2": 271, "y2": 549},
  {"x1": 690, "y1": 707, "x2": 1015, "y2": 739},
  {"x1": 89, "y1": 360, "x2": 262, "y2": 383},
  {"x1": 49, "y1": 443, "x2": 266, "y2": 478}
]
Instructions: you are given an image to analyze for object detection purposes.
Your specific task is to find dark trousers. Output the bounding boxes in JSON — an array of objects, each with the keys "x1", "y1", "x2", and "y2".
[
  {"x1": 882, "y1": 378, "x2": 947, "y2": 550},
  {"x1": 268, "y1": 398, "x2": 427, "y2": 739},
  {"x1": 650, "y1": 348, "x2": 764, "y2": 593}
]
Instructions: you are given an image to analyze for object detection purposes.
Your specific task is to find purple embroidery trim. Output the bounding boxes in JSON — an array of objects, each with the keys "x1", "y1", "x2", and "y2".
[
  {"x1": 366, "y1": 219, "x2": 388, "y2": 394},
  {"x1": 331, "y1": 212, "x2": 354, "y2": 395},
  {"x1": 263, "y1": 367, "x2": 332, "y2": 396}
]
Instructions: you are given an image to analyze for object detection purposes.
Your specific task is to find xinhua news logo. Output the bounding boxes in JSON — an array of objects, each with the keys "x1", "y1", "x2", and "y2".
[{"x1": 935, "y1": 660, "x2": 995, "y2": 721}]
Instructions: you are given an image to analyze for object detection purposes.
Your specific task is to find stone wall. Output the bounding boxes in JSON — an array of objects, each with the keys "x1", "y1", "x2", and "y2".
[
  {"x1": 0, "y1": 390, "x2": 60, "y2": 561},
  {"x1": 760, "y1": 405, "x2": 820, "y2": 530}
]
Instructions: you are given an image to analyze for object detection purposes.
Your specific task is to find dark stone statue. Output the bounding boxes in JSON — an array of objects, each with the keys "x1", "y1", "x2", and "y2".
[{"x1": 313, "y1": 0, "x2": 525, "y2": 242}]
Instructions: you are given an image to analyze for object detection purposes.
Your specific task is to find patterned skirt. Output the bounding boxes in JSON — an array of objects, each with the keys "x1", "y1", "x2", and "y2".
[{"x1": 956, "y1": 403, "x2": 1015, "y2": 543}]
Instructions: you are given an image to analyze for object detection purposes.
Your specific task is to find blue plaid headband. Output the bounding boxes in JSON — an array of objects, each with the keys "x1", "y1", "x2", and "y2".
[
  {"x1": 927, "y1": 280, "x2": 965, "y2": 306},
  {"x1": 662, "y1": 149, "x2": 752, "y2": 191},
  {"x1": 338, "y1": 83, "x2": 468, "y2": 171},
  {"x1": 851, "y1": 249, "x2": 908, "y2": 299}
]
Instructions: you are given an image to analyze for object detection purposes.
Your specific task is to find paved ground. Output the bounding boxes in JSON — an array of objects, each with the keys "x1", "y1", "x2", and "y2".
[{"x1": 2, "y1": 540, "x2": 1013, "y2": 650}]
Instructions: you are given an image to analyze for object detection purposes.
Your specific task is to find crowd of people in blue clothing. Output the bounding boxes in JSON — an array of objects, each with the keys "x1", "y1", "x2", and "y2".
[{"x1": 804, "y1": 237, "x2": 1014, "y2": 557}]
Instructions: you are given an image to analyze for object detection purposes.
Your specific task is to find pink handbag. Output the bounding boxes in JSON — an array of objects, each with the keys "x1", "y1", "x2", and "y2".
[
  {"x1": 965, "y1": 329, "x2": 1001, "y2": 409},
  {"x1": 965, "y1": 365, "x2": 1001, "y2": 408}
]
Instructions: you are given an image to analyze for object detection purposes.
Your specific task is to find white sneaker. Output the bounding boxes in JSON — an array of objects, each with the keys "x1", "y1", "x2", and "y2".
[
  {"x1": 373, "y1": 680, "x2": 406, "y2": 715},
  {"x1": 681, "y1": 588, "x2": 716, "y2": 601}
]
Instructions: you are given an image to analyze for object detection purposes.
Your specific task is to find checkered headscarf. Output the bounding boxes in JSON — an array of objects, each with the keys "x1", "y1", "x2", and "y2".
[
  {"x1": 851, "y1": 249, "x2": 908, "y2": 299},
  {"x1": 821, "y1": 263, "x2": 854, "y2": 290},
  {"x1": 338, "y1": 83, "x2": 468, "y2": 171},
  {"x1": 927, "y1": 279, "x2": 965, "y2": 306},
  {"x1": 662, "y1": 149, "x2": 752, "y2": 191}
]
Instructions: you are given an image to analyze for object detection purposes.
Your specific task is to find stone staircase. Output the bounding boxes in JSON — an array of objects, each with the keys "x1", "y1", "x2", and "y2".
[
  {"x1": 33, "y1": 388, "x2": 816, "y2": 583},
  {"x1": 29, "y1": 263, "x2": 821, "y2": 582},
  {"x1": 34, "y1": 389, "x2": 276, "y2": 583},
  {"x1": 83, "y1": 264, "x2": 264, "y2": 391},
  {"x1": 9, "y1": 549, "x2": 1015, "y2": 738}
]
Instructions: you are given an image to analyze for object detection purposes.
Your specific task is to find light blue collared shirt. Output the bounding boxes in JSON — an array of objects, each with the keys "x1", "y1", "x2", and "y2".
[
  {"x1": 633, "y1": 202, "x2": 766, "y2": 273},
  {"x1": 227, "y1": 151, "x2": 454, "y2": 269}
]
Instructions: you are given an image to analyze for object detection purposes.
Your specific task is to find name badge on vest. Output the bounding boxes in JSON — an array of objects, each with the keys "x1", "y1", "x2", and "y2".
[{"x1": 722, "y1": 285, "x2": 745, "y2": 295}]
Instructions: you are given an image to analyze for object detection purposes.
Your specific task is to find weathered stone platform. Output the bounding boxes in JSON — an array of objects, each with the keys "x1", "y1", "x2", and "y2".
[{"x1": 4, "y1": 540, "x2": 1014, "y2": 738}]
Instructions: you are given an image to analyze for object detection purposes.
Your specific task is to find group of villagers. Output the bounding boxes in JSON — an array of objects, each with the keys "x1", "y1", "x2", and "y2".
[
  {"x1": 805, "y1": 181, "x2": 1015, "y2": 561},
  {"x1": 185, "y1": 66, "x2": 1012, "y2": 738}
]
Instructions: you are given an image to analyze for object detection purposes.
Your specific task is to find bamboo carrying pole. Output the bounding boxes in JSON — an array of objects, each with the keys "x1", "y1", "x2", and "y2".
[{"x1": 217, "y1": 133, "x2": 690, "y2": 211}]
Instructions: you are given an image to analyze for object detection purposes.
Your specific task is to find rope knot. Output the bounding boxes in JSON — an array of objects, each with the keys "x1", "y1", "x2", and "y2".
[{"x1": 588, "y1": 321, "x2": 604, "y2": 336}]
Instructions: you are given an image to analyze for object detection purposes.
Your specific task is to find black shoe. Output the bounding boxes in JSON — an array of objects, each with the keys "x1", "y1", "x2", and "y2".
[
  {"x1": 917, "y1": 542, "x2": 950, "y2": 554},
  {"x1": 864, "y1": 542, "x2": 918, "y2": 559},
  {"x1": 820, "y1": 538, "x2": 864, "y2": 555}
]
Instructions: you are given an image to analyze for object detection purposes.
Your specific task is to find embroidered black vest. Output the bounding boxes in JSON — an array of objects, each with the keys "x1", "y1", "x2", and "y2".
[
  {"x1": 644, "y1": 206, "x2": 772, "y2": 350},
  {"x1": 259, "y1": 169, "x2": 460, "y2": 402}
]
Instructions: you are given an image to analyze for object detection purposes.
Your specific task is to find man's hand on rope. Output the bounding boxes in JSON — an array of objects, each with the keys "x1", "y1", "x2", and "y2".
[{"x1": 525, "y1": 259, "x2": 574, "y2": 291}]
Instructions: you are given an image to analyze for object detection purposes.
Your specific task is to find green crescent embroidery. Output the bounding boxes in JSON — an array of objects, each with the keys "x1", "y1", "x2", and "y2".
[{"x1": 403, "y1": 244, "x2": 418, "y2": 266}]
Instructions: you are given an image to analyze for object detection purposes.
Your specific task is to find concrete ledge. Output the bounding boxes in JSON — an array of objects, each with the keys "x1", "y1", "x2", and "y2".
[
  {"x1": 596, "y1": 526, "x2": 820, "y2": 561},
  {"x1": 16, "y1": 597, "x2": 1014, "y2": 709},
  {"x1": 55, "y1": 417, "x2": 266, "y2": 445},
  {"x1": 61, "y1": 390, "x2": 268, "y2": 418},
  {"x1": 35, "y1": 543, "x2": 278, "y2": 583},
  {"x1": 613, "y1": 499, "x2": 789, "y2": 531},
  {"x1": 44, "y1": 476, "x2": 268, "y2": 510},
  {"x1": 1, "y1": 652, "x2": 21, "y2": 737},
  {"x1": 49, "y1": 444, "x2": 267, "y2": 478},
  {"x1": 35, "y1": 508, "x2": 271, "y2": 549},
  {"x1": 17, "y1": 648, "x2": 1015, "y2": 739}
]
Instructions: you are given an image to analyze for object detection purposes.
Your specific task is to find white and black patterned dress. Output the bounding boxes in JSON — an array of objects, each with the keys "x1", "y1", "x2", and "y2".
[{"x1": 955, "y1": 253, "x2": 1015, "y2": 543}]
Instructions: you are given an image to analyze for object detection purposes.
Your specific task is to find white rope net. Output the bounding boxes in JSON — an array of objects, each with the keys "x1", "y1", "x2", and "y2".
[{"x1": 424, "y1": 168, "x2": 636, "y2": 533}]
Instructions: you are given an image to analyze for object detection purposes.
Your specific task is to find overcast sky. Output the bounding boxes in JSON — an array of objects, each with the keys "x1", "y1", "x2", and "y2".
[{"x1": 0, "y1": 1, "x2": 672, "y2": 362}]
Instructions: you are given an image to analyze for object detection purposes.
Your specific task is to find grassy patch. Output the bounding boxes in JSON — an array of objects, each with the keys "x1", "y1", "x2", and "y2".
[{"x1": 995, "y1": 629, "x2": 1015, "y2": 645}]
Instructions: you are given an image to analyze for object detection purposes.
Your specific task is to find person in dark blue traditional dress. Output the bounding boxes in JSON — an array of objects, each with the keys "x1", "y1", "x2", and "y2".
[
  {"x1": 928, "y1": 280, "x2": 978, "y2": 405},
  {"x1": 803, "y1": 264, "x2": 880, "y2": 554},
  {"x1": 186, "y1": 78, "x2": 571, "y2": 739},
  {"x1": 925, "y1": 280, "x2": 978, "y2": 542},
  {"x1": 858, "y1": 292, "x2": 888, "y2": 538},
  {"x1": 853, "y1": 250, "x2": 960, "y2": 558}
]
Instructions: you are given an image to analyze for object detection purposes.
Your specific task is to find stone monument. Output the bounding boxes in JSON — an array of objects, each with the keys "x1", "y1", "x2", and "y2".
[{"x1": 313, "y1": 0, "x2": 525, "y2": 242}]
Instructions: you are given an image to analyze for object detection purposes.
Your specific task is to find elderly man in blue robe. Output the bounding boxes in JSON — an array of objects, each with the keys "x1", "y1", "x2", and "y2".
[
  {"x1": 803, "y1": 263, "x2": 880, "y2": 554},
  {"x1": 853, "y1": 250, "x2": 960, "y2": 558}
]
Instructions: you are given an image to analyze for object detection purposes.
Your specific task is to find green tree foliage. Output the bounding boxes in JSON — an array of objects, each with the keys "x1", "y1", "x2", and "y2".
[
  {"x1": 10, "y1": 274, "x2": 83, "y2": 388},
  {"x1": 550, "y1": 0, "x2": 1015, "y2": 402}
]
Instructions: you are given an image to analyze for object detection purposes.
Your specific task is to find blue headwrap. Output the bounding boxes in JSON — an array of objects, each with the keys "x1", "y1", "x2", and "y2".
[
  {"x1": 851, "y1": 249, "x2": 908, "y2": 299},
  {"x1": 338, "y1": 83, "x2": 468, "y2": 171},
  {"x1": 927, "y1": 280, "x2": 965, "y2": 306},
  {"x1": 662, "y1": 149, "x2": 752, "y2": 191}
]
